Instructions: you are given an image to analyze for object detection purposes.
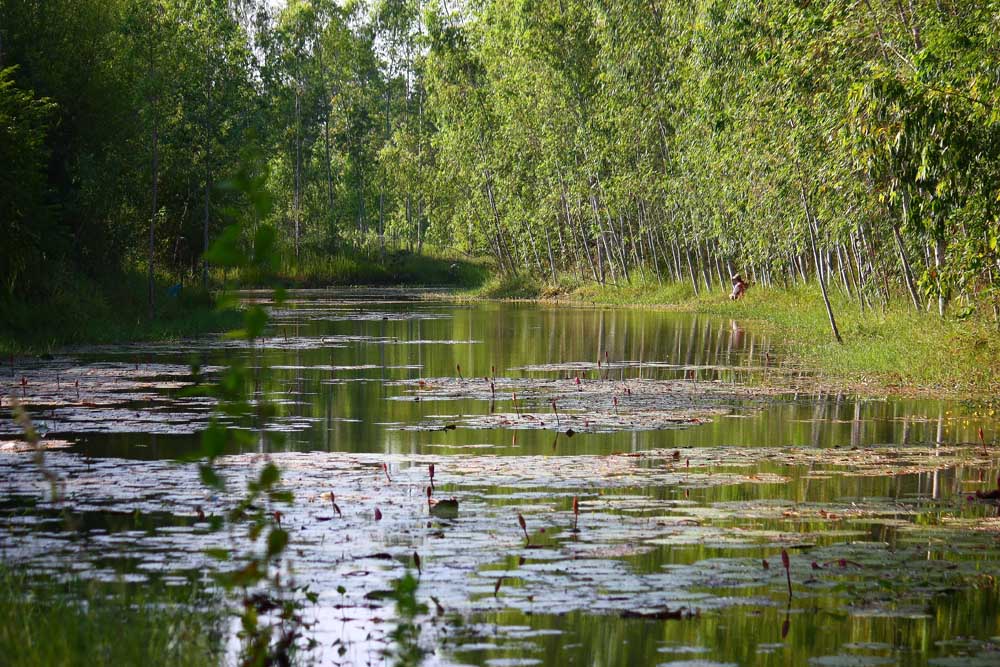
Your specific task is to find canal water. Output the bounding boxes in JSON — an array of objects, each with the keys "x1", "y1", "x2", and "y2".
[{"x1": 2, "y1": 289, "x2": 998, "y2": 666}]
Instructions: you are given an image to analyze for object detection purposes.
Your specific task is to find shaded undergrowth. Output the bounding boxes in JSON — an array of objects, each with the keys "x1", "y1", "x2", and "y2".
[
  {"x1": 0, "y1": 249, "x2": 487, "y2": 356},
  {"x1": 257, "y1": 248, "x2": 489, "y2": 289},
  {"x1": 0, "y1": 270, "x2": 239, "y2": 356}
]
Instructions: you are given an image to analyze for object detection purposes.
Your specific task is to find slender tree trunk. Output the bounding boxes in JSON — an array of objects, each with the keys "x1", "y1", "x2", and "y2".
[
  {"x1": 835, "y1": 244, "x2": 850, "y2": 296},
  {"x1": 149, "y1": 118, "x2": 158, "y2": 320},
  {"x1": 589, "y1": 189, "x2": 615, "y2": 284},
  {"x1": 600, "y1": 232, "x2": 616, "y2": 284},
  {"x1": 700, "y1": 241, "x2": 712, "y2": 291},
  {"x1": 324, "y1": 114, "x2": 334, "y2": 215},
  {"x1": 685, "y1": 246, "x2": 699, "y2": 295},
  {"x1": 933, "y1": 234, "x2": 947, "y2": 316},
  {"x1": 405, "y1": 195, "x2": 413, "y2": 252},
  {"x1": 622, "y1": 211, "x2": 640, "y2": 280},
  {"x1": 416, "y1": 83, "x2": 424, "y2": 254},
  {"x1": 988, "y1": 263, "x2": 1000, "y2": 328},
  {"x1": 417, "y1": 198, "x2": 424, "y2": 254},
  {"x1": 203, "y1": 166, "x2": 210, "y2": 290},
  {"x1": 357, "y1": 168, "x2": 365, "y2": 232},
  {"x1": 801, "y1": 185, "x2": 842, "y2": 343},
  {"x1": 894, "y1": 187, "x2": 922, "y2": 310},
  {"x1": 379, "y1": 83, "x2": 390, "y2": 252},
  {"x1": 645, "y1": 216, "x2": 663, "y2": 285},
  {"x1": 475, "y1": 209, "x2": 504, "y2": 270},
  {"x1": 484, "y1": 170, "x2": 516, "y2": 275},
  {"x1": 573, "y1": 205, "x2": 598, "y2": 281},
  {"x1": 294, "y1": 91, "x2": 301, "y2": 260},
  {"x1": 561, "y1": 179, "x2": 596, "y2": 281},
  {"x1": 522, "y1": 218, "x2": 544, "y2": 276},
  {"x1": 202, "y1": 67, "x2": 212, "y2": 291},
  {"x1": 713, "y1": 243, "x2": 725, "y2": 287},
  {"x1": 671, "y1": 240, "x2": 682, "y2": 283},
  {"x1": 556, "y1": 198, "x2": 580, "y2": 278},
  {"x1": 554, "y1": 210, "x2": 571, "y2": 270},
  {"x1": 544, "y1": 227, "x2": 557, "y2": 282},
  {"x1": 147, "y1": 27, "x2": 158, "y2": 321},
  {"x1": 847, "y1": 234, "x2": 869, "y2": 310}
]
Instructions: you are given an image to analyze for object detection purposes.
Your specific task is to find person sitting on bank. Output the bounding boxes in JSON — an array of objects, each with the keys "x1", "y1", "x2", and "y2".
[{"x1": 730, "y1": 273, "x2": 747, "y2": 300}]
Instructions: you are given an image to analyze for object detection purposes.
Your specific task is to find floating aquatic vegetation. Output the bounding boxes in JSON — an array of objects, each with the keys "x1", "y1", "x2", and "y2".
[
  {"x1": 386, "y1": 376, "x2": 771, "y2": 434},
  {"x1": 0, "y1": 438, "x2": 73, "y2": 452},
  {"x1": 3, "y1": 291, "x2": 999, "y2": 666},
  {"x1": 2, "y1": 445, "x2": 997, "y2": 626},
  {"x1": 1, "y1": 442, "x2": 996, "y2": 666}
]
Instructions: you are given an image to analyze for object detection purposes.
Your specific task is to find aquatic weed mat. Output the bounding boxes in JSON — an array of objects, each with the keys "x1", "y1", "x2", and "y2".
[
  {"x1": 0, "y1": 358, "x2": 773, "y2": 440},
  {"x1": 0, "y1": 359, "x2": 331, "y2": 436},
  {"x1": 385, "y1": 376, "x2": 788, "y2": 434},
  {"x1": 2, "y1": 444, "x2": 1000, "y2": 661}
]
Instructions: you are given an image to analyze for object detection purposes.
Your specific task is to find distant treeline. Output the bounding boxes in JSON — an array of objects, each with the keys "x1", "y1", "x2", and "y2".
[{"x1": 2, "y1": 0, "x2": 999, "y2": 318}]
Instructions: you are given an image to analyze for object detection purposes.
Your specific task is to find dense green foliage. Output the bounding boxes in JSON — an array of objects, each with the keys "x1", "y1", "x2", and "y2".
[
  {"x1": 2, "y1": 0, "x2": 998, "y2": 323},
  {"x1": 420, "y1": 0, "x2": 1000, "y2": 322}
]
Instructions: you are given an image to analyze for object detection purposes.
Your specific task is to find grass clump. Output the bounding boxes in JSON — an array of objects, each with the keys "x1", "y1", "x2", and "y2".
[
  {"x1": 0, "y1": 270, "x2": 239, "y2": 355},
  {"x1": 0, "y1": 568, "x2": 223, "y2": 667},
  {"x1": 475, "y1": 273, "x2": 545, "y2": 299}
]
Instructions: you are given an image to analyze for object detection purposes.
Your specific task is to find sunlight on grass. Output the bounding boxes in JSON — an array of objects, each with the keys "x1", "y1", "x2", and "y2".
[{"x1": 468, "y1": 274, "x2": 1000, "y2": 394}]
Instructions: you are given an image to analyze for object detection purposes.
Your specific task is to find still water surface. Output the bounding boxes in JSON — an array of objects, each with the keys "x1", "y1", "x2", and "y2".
[{"x1": 2, "y1": 289, "x2": 998, "y2": 667}]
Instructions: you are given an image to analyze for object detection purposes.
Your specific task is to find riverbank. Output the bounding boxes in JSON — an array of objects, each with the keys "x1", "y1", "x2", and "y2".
[
  {"x1": 0, "y1": 250, "x2": 487, "y2": 355},
  {"x1": 466, "y1": 274, "x2": 1000, "y2": 398},
  {"x1": 0, "y1": 272, "x2": 240, "y2": 355},
  {"x1": 268, "y1": 249, "x2": 489, "y2": 289}
]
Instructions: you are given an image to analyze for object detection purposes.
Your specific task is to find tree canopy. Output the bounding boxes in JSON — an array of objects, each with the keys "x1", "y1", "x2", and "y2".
[{"x1": 1, "y1": 0, "x2": 998, "y2": 319}]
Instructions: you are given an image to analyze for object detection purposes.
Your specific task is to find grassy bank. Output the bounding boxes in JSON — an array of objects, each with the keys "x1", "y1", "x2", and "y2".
[
  {"x1": 470, "y1": 274, "x2": 1000, "y2": 396},
  {"x1": 1, "y1": 250, "x2": 486, "y2": 355},
  {"x1": 265, "y1": 248, "x2": 489, "y2": 289},
  {"x1": 0, "y1": 271, "x2": 240, "y2": 355},
  {"x1": 0, "y1": 568, "x2": 222, "y2": 666}
]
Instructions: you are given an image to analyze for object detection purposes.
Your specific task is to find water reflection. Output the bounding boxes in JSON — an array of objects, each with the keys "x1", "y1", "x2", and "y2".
[
  {"x1": 3, "y1": 289, "x2": 999, "y2": 667},
  {"x1": 62, "y1": 291, "x2": 987, "y2": 460}
]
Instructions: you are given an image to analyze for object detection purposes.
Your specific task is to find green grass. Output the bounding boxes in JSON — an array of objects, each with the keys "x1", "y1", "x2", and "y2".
[
  {"x1": 0, "y1": 271, "x2": 240, "y2": 355},
  {"x1": 0, "y1": 568, "x2": 222, "y2": 667},
  {"x1": 262, "y1": 248, "x2": 490, "y2": 289},
  {"x1": 691, "y1": 285, "x2": 999, "y2": 395},
  {"x1": 0, "y1": 249, "x2": 487, "y2": 354},
  {"x1": 466, "y1": 273, "x2": 1000, "y2": 395}
]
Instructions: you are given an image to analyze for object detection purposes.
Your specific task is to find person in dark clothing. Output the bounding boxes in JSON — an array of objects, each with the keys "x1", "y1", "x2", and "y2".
[{"x1": 729, "y1": 273, "x2": 747, "y2": 300}]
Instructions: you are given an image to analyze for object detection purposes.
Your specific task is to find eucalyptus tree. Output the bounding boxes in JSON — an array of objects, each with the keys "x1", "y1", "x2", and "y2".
[
  {"x1": 172, "y1": 0, "x2": 258, "y2": 288},
  {"x1": 257, "y1": 0, "x2": 328, "y2": 260},
  {"x1": 423, "y1": 0, "x2": 520, "y2": 273}
]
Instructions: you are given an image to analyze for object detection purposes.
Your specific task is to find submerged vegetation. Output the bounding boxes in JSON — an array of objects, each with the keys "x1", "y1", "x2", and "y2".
[{"x1": 0, "y1": 568, "x2": 221, "y2": 667}]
